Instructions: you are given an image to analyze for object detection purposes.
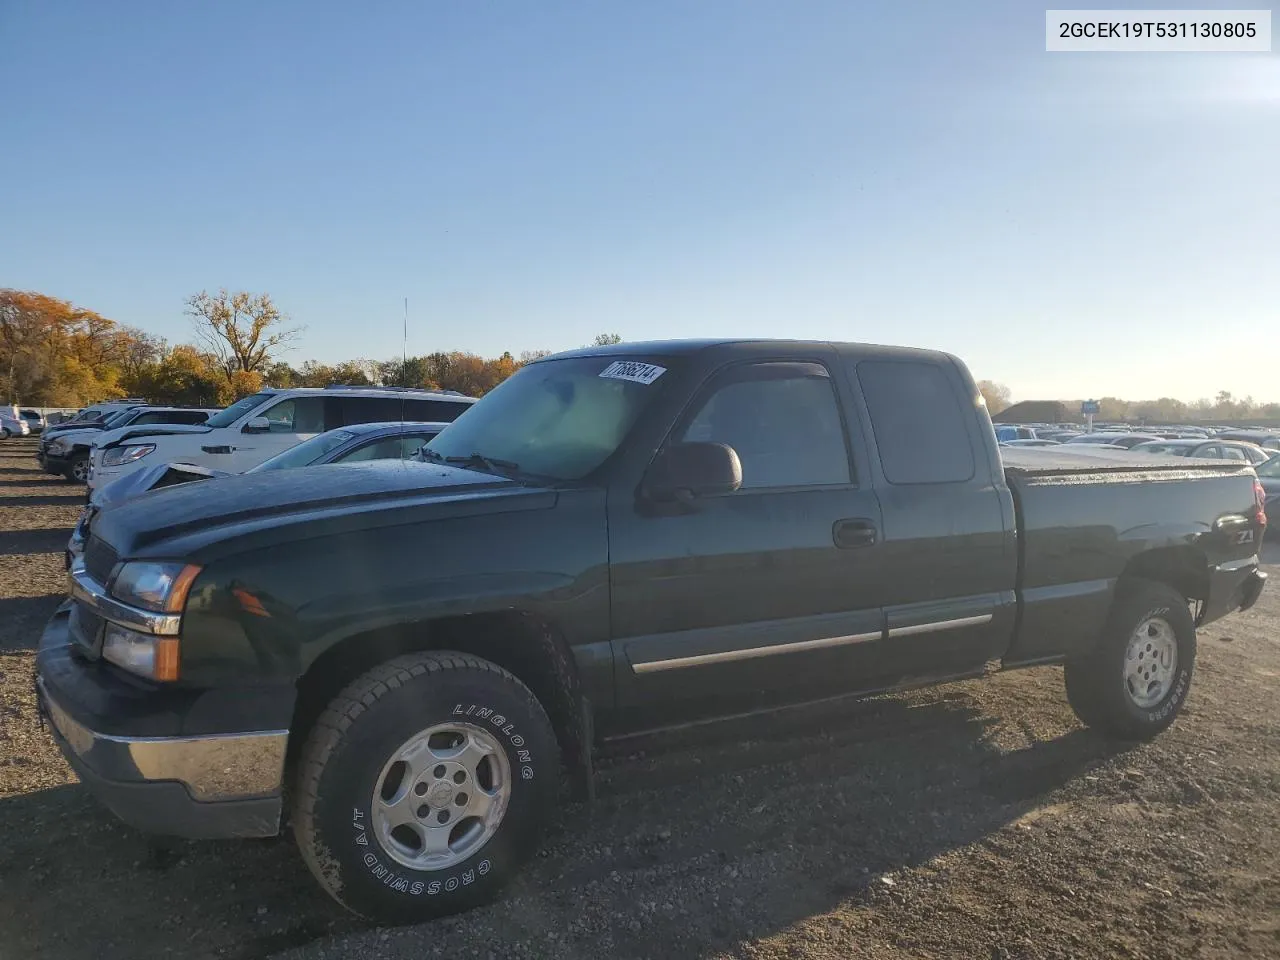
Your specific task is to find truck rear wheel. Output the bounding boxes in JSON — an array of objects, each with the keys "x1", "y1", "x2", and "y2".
[
  {"x1": 1064, "y1": 579, "x2": 1196, "y2": 740},
  {"x1": 293, "y1": 651, "x2": 558, "y2": 922}
]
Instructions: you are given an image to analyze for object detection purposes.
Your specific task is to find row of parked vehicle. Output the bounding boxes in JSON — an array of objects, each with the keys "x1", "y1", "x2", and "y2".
[
  {"x1": 995, "y1": 422, "x2": 1280, "y2": 458},
  {"x1": 1, "y1": 406, "x2": 50, "y2": 438},
  {"x1": 28, "y1": 342, "x2": 1273, "y2": 924},
  {"x1": 30, "y1": 386, "x2": 476, "y2": 485}
]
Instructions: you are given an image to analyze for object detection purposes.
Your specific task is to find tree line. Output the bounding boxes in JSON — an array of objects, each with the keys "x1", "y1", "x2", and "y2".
[
  {"x1": 1, "y1": 288, "x2": 622, "y2": 408},
  {"x1": 977, "y1": 378, "x2": 1280, "y2": 422},
  {"x1": 3, "y1": 287, "x2": 1275, "y2": 420}
]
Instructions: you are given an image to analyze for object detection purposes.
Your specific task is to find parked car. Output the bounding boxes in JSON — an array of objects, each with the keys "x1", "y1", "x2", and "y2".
[
  {"x1": 999, "y1": 438, "x2": 1061, "y2": 447},
  {"x1": 37, "y1": 400, "x2": 151, "y2": 448},
  {"x1": 993, "y1": 425, "x2": 1039, "y2": 442},
  {"x1": 1215, "y1": 430, "x2": 1280, "y2": 452},
  {"x1": 1035, "y1": 429, "x2": 1081, "y2": 442},
  {"x1": 65, "y1": 422, "x2": 450, "y2": 568},
  {"x1": 40, "y1": 407, "x2": 219, "y2": 483},
  {"x1": 0, "y1": 412, "x2": 32, "y2": 439},
  {"x1": 18, "y1": 409, "x2": 46, "y2": 434},
  {"x1": 1258, "y1": 454, "x2": 1280, "y2": 530},
  {"x1": 37, "y1": 339, "x2": 1267, "y2": 922},
  {"x1": 87, "y1": 386, "x2": 476, "y2": 496},
  {"x1": 1129, "y1": 439, "x2": 1272, "y2": 466},
  {"x1": 1064, "y1": 432, "x2": 1161, "y2": 449}
]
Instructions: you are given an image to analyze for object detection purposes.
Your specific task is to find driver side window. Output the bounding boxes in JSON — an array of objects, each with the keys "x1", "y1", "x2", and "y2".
[{"x1": 675, "y1": 362, "x2": 851, "y2": 489}]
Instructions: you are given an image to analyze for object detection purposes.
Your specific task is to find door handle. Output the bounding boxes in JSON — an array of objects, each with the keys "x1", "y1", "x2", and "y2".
[{"x1": 833, "y1": 518, "x2": 878, "y2": 549}]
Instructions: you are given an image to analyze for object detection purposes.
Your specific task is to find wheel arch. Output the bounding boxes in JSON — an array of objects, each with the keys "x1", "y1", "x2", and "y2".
[
  {"x1": 289, "y1": 610, "x2": 589, "y2": 779},
  {"x1": 1118, "y1": 545, "x2": 1210, "y2": 605}
]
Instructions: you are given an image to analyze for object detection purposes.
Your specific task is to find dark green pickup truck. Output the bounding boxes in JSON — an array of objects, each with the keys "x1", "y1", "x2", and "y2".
[{"x1": 36, "y1": 339, "x2": 1267, "y2": 921}]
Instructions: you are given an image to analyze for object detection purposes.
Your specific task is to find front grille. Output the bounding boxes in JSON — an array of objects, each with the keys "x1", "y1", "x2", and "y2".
[
  {"x1": 83, "y1": 536, "x2": 119, "y2": 585},
  {"x1": 68, "y1": 601, "x2": 105, "y2": 658}
]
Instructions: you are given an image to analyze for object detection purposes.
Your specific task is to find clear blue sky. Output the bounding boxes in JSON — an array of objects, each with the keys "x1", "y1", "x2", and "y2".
[{"x1": 2, "y1": 1, "x2": 1277, "y2": 402}]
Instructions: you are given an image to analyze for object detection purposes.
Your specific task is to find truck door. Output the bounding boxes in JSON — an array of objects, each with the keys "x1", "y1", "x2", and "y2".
[
  {"x1": 607, "y1": 354, "x2": 887, "y2": 724},
  {"x1": 846, "y1": 357, "x2": 1017, "y2": 680}
]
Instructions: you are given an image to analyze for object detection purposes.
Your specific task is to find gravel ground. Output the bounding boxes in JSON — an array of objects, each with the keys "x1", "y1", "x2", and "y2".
[{"x1": 1, "y1": 436, "x2": 1278, "y2": 960}]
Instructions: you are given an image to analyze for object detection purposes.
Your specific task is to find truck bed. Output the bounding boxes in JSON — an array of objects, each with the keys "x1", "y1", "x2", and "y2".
[
  {"x1": 999, "y1": 445, "x2": 1260, "y2": 667},
  {"x1": 1001, "y1": 445, "x2": 1249, "y2": 478}
]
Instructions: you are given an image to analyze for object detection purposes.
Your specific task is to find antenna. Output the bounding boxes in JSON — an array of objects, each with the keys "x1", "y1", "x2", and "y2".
[{"x1": 401, "y1": 298, "x2": 408, "y2": 449}]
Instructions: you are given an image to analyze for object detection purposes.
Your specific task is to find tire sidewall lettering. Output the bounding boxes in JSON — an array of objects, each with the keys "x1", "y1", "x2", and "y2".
[
  {"x1": 347, "y1": 701, "x2": 536, "y2": 898},
  {"x1": 1129, "y1": 603, "x2": 1194, "y2": 726}
]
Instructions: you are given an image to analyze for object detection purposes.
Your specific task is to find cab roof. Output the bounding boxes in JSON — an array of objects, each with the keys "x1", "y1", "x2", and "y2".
[{"x1": 545, "y1": 338, "x2": 953, "y2": 364}]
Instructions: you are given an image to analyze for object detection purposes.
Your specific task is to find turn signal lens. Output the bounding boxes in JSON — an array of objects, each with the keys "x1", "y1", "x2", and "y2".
[{"x1": 102, "y1": 623, "x2": 181, "y2": 682}]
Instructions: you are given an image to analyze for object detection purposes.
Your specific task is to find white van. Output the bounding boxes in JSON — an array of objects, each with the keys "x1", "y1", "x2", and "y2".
[{"x1": 87, "y1": 386, "x2": 475, "y2": 495}]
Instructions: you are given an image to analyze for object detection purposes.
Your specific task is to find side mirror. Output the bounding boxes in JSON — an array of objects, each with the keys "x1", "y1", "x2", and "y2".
[
  {"x1": 242, "y1": 416, "x2": 271, "y2": 434},
  {"x1": 644, "y1": 442, "x2": 742, "y2": 503}
]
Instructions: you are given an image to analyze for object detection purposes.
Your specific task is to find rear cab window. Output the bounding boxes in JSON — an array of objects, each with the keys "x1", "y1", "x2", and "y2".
[{"x1": 855, "y1": 359, "x2": 976, "y2": 485}]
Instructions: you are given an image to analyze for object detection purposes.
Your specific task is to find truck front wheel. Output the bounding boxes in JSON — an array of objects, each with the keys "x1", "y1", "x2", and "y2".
[
  {"x1": 66, "y1": 453, "x2": 89, "y2": 484},
  {"x1": 1064, "y1": 579, "x2": 1196, "y2": 740},
  {"x1": 293, "y1": 651, "x2": 558, "y2": 922}
]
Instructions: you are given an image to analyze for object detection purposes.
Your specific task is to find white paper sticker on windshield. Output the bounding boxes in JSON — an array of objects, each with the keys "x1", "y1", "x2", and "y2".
[{"x1": 598, "y1": 361, "x2": 666, "y2": 385}]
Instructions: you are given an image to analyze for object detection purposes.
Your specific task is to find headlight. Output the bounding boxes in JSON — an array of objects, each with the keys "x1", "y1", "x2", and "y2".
[
  {"x1": 46, "y1": 438, "x2": 69, "y2": 454},
  {"x1": 110, "y1": 561, "x2": 201, "y2": 613},
  {"x1": 102, "y1": 444, "x2": 155, "y2": 466},
  {"x1": 102, "y1": 621, "x2": 180, "y2": 681}
]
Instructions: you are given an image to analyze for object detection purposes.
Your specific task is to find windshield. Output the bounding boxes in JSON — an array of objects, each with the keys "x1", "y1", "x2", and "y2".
[
  {"x1": 422, "y1": 356, "x2": 671, "y2": 481},
  {"x1": 205, "y1": 393, "x2": 271, "y2": 429},
  {"x1": 102, "y1": 409, "x2": 135, "y2": 428},
  {"x1": 1134, "y1": 442, "x2": 1190, "y2": 456},
  {"x1": 249, "y1": 429, "x2": 356, "y2": 472},
  {"x1": 1257, "y1": 455, "x2": 1280, "y2": 478}
]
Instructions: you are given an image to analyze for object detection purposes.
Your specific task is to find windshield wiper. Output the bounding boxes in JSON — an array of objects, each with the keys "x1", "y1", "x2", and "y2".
[{"x1": 444, "y1": 452, "x2": 521, "y2": 475}]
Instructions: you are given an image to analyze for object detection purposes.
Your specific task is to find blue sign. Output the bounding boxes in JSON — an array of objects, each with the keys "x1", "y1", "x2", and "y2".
[{"x1": 1081, "y1": 400, "x2": 1100, "y2": 415}]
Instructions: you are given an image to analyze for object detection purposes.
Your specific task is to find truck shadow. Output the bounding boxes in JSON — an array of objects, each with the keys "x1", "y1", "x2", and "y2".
[
  {"x1": 0, "y1": 595, "x2": 64, "y2": 649},
  {"x1": 0, "y1": 686, "x2": 1127, "y2": 960},
  {"x1": 0, "y1": 494, "x2": 81, "y2": 508},
  {"x1": 0, "y1": 527, "x2": 70, "y2": 556}
]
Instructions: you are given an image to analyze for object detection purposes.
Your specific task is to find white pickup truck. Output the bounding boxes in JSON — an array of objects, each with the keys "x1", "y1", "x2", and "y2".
[{"x1": 87, "y1": 386, "x2": 476, "y2": 495}]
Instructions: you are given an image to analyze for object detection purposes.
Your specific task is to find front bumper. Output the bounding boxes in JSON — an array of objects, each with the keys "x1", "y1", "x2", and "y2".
[
  {"x1": 38, "y1": 451, "x2": 72, "y2": 473},
  {"x1": 35, "y1": 606, "x2": 289, "y2": 838},
  {"x1": 87, "y1": 464, "x2": 123, "y2": 493}
]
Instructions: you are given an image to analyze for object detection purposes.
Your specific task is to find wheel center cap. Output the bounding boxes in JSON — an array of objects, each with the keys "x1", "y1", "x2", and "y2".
[{"x1": 426, "y1": 781, "x2": 453, "y2": 809}]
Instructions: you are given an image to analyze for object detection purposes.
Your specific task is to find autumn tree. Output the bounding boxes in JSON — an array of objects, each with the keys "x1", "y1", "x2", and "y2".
[
  {"x1": 127, "y1": 345, "x2": 228, "y2": 407},
  {"x1": 976, "y1": 380, "x2": 1011, "y2": 415},
  {"x1": 116, "y1": 327, "x2": 167, "y2": 389},
  {"x1": 0, "y1": 289, "x2": 133, "y2": 405},
  {"x1": 186, "y1": 289, "x2": 302, "y2": 382}
]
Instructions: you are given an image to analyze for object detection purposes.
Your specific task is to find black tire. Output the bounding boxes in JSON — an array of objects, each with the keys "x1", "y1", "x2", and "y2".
[
  {"x1": 66, "y1": 453, "x2": 90, "y2": 484},
  {"x1": 1064, "y1": 579, "x2": 1196, "y2": 740},
  {"x1": 293, "y1": 651, "x2": 558, "y2": 922},
  {"x1": 0, "y1": 428, "x2": 10, "y2": 440}
]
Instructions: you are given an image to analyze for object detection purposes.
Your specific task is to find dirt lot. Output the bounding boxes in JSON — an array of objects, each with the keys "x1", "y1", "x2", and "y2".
[{"x1": 2, "y1": 436, "x2": 1278, "y2": 960}]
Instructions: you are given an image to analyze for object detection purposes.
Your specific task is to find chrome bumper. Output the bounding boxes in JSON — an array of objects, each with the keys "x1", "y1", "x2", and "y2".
[{"x1": 38, "y1": 676, "x2": 287, "y2": 802}]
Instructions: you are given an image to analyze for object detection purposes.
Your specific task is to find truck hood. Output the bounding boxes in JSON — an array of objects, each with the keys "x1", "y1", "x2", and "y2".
[
  {"x1": 96, "y1": 423, "x2": 214, "y2": 448},
  {"x1": 45, "y1": 427, "x2": 102, "y2": 447},
  {"x1": 90, "y1": 461, "x2": 229, "y2": 509},
  {"x1": 92, "y1": 459, "x2": 539, "y2": 557},
  {"x1": 43, "y1": 421, "x2": 104, "y2": 438}
]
